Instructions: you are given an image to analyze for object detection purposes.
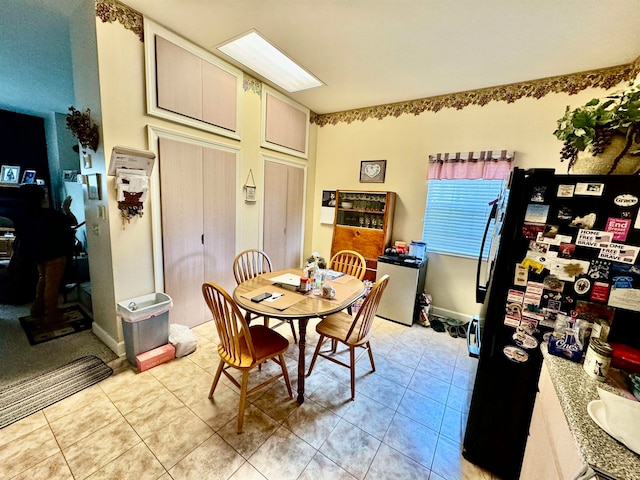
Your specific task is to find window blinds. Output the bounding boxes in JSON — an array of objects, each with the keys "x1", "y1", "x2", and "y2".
[{"x1": 422, "y1": 179, "x2": 504, "y2": 258}]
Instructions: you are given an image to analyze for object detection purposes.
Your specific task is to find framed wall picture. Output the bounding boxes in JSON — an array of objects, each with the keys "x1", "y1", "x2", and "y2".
[
  {"x1": 322, "y1": 190, "x2": 337, "y2": 207},
  {"x1": 21, "y1": 169, "x2": 36, "y2": 184},
  {"x1": 360, "y1": 160, "x2": 386, "y2": 183},
  {"x1": 0, "y1": 165, "x2": 20, "y2": 184},
  {"x1": 320, "y1": 190, "x2": 337, "y2": 224}
]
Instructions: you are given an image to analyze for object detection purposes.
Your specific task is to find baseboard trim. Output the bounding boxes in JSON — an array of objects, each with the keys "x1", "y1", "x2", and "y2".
[
  {"x1": 92, "y1": 322, "x2": 125, "y2": 357},
  {"x1": 431, "y1": 307, "x2": 474, "y2": 324}
]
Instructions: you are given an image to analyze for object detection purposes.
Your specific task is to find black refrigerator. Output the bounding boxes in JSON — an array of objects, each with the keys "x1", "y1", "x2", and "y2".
[{"x1": 463, "y1": 168, "x2": 640, "y2": 480}]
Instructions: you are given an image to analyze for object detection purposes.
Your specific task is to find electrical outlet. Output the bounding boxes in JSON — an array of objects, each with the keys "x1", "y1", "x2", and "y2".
[{"x1": 92, "y1": 224, "x2": 100, "y2": 236}]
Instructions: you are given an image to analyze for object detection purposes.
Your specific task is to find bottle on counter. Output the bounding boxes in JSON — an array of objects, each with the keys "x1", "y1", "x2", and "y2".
[{"x1": 590, "y1": 317, "x2": 611, "y2": 342}]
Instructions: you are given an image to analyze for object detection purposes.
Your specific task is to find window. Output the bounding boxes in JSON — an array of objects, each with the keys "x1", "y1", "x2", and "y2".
[{"x1": 422, "y1": 179, "x2": 504, "y2": 258}]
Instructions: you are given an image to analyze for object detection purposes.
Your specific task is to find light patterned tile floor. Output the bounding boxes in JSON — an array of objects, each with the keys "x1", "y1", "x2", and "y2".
[{"x1": 0, "y1": 317, "x2": 502, "y2": 480}]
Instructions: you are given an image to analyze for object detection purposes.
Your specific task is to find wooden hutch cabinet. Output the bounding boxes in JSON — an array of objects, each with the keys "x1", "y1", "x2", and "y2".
[{"x1": 330, "y1": 190, "x2": 396, "y2": 281}]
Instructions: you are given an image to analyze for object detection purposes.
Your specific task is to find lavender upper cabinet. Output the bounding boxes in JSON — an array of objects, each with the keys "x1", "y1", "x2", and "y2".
[
  {"x1": 261, "y1": 86, "x2": 310, "y2": 159},
  {"x1": 144, "y1": 19, "x2": 242, "y2": 140}
]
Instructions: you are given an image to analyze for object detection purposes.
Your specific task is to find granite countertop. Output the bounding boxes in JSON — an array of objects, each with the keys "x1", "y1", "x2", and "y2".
[{"x1": 542, "y1": 344, "x2": 640, "y2": 480}]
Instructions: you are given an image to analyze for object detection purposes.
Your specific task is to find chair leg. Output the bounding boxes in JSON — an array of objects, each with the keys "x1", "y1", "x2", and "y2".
[
  {"x1": 350, "y1": 347, "x2": 356, "y2": 400},
  {"x1": 289, "y1": 321, "x2": 298, "y2": 344},
  {"x1": 307, "y1": 334, "x2": 326, "y2": 376},
  {"x1": 366, "y1": 341, "x2": 376, "y2": 371},
  {"x1": 279, "y1": 353, "x2": 293, "y2": 398},
  {"x1": 209, "y1": 360, "x2": 224, "y2": 399},
  {"x1": 237, "y1": 371, "x2": 250, "y2": 434}
]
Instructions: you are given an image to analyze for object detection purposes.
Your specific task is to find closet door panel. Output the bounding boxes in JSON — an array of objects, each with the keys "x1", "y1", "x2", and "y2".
[
  {"x1": 159, "y1": 137, "x2": 206, "y2": 327},
  {"x1": 263, "y1": 161, "x2": 305, "y2": 269},
  {"x1": 202, "y1": 147, "x2": 236, "y2": 293},
  {"x1": 156, "y1": 36, "x2": 203, "y2": 120},
  {"x1": 263, "y1": 161, "x2": 289, "y2": 269},
  {"x1": 284, "y1": 164, "x2": 304, "y2": 268}
]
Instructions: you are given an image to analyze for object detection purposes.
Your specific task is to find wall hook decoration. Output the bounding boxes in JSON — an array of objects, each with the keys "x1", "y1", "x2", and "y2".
[
  {"x1": 116, "y1": 168, "x2": 148, "y2": 229},
  {"x1": 243, "y1": 169, "x2": 257, "y2": 203}
]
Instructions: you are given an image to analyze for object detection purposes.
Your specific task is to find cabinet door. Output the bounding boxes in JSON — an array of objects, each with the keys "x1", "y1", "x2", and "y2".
[
  {"x1": 521, "y1": 399, "x2": 561, "y2": 480},
  {"x1": 155, "y1": 37, "x2": 203, "y2": 120},
  {"x1": 202, "y1": 61, "x2": 237, "y2": 131},
  {"x1": 159, "y1": 138, "x2": 206, "y2": 327},
  {"x1": 332, "y1": 226, "x2": 385, "y2": 260},
  {"x1": 202, "y1": 146, "x2": 236, "y2": 293}
]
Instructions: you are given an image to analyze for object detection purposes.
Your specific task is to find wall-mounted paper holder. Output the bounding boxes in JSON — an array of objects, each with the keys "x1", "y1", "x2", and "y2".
[{"x1": 109, "y1": 146, "x2": 156, "y2": 229}]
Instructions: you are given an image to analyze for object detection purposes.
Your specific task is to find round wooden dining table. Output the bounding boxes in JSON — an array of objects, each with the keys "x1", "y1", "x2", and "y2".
[{"x1": 233, "y1": 268, "x2": 365, "y2": 403}]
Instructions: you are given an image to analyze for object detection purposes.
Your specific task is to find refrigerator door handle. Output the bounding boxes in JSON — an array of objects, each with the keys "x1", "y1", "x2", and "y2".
[{"x1": 476, "y1": 202, "x2": 498, "y2": 303}]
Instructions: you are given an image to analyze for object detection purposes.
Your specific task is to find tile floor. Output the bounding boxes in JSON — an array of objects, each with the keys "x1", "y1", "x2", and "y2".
[{"x1": 0, "y1": 316, "x2": 501, "y2": 480}]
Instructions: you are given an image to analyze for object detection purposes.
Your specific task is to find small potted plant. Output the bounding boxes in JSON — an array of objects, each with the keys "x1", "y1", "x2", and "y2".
[
  {"x1": 66, "y1": 106, "x2": 100, "y2": 153},
  {"x1": 553, "y1": 83, "x2": 640, "y2": 174}
]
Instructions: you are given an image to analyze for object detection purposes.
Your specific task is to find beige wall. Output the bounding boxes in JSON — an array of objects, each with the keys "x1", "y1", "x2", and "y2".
[
  {"x1": 311, "y1": 88, "x2": 618, "y2": 320},
  {"x1": 93, "y1": 18, "x2": 317, "y2": 354},
  {"x1": 93, "y1": 12, "x2": 633, "y2": 345}
]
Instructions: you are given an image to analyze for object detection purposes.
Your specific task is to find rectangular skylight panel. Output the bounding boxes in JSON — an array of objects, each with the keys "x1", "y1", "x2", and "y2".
[{"x1": 218, "y1": 31, "x2": 322, "y2": 92}]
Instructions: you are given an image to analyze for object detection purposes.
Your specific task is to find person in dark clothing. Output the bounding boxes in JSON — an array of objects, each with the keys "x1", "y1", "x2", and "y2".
[{"x1": 13, "y1": 185, "x2": 75, "y2": 325}]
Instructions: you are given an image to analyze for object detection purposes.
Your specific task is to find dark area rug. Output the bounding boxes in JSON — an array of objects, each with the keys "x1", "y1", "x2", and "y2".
[
  {"x1": 19, "y1": 304, "x2": 92, "y2": 345},
  {"x1": 0, "y1": 355, "x2": 112, "y2": 429}
]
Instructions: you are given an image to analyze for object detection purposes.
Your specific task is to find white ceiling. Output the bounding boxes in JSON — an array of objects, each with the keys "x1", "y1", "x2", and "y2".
[{"x1": 120, "y1": 0, "x2": 640, "y2": 114}]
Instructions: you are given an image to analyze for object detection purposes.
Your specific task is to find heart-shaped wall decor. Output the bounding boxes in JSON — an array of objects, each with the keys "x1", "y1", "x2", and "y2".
[{"x1": 364, "y1": 163, "x2": 381, "y2": 178}]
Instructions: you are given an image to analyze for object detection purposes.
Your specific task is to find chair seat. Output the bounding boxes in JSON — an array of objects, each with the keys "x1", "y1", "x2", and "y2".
[
  {"x1": 316, "y1": 312, "x2": 368, "y2": 346},
  {"x1": 218, "y1": 325, "x2": 290, "y2": 368}
]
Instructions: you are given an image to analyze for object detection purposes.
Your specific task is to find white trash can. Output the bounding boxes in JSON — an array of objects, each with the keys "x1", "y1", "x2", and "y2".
[{"x1": 118, "y1": 293, "x2": 172, "y2": 365}]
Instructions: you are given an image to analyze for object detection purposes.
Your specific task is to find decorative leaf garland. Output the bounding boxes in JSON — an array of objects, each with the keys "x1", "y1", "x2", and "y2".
[
  {"x1": 312, "y1": 59, "x2": 640, "y2": 127},
  {"x1": 95, "y1": 0, "x2": 144, "y2": 42},
  {"x1": 92, "y1": 1, "x2": 640, "y2": 129}
]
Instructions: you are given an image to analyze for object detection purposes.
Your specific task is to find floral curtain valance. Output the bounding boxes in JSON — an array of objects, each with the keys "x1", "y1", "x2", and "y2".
[{"x1": 428, "y1": 150, "x2": 515, "y2": 180}]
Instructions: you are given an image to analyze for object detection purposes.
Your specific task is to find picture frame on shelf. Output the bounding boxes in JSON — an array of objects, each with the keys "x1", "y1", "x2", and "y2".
[
  {"x1": 62, "y1": 170, "x2": 78, "y2": 182},
  {"x1": 360, "y1": 160, "x2": 386, "y2": 183},
  {"x1": 21, "y1": 169, "x2": 36, "y2": 184},
  {"x1": 0, "y1": 165, "x2": 20, "y2": 184}
]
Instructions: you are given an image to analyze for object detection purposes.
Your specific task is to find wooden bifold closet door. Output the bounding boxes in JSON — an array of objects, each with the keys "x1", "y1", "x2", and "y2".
[
  {"x1": 263, "y1": 160, "x2": 304, "y2": 270},
  {"x1": 159, "y1": 137, "x2": 236, "y2": 327}
]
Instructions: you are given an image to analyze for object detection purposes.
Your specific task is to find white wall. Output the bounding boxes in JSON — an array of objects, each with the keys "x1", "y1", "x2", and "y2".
[{"x1": 311, "y1": 88, "x2": 620, "y2": 320}]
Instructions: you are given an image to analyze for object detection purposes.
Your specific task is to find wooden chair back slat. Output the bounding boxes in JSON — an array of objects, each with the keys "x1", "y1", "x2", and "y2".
[
  {"x1": 233, "y1": 249, "x2": 273, "y2": 285},
  {"x1": 329, "y1": 250, "x2": 366, "y2": 281},
  {"x1": 202, "y1": 282, "x2": 256, "y2": 364},
  {"x1": 346, "y1": 275, "x2": 389, "y2": 344}
]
